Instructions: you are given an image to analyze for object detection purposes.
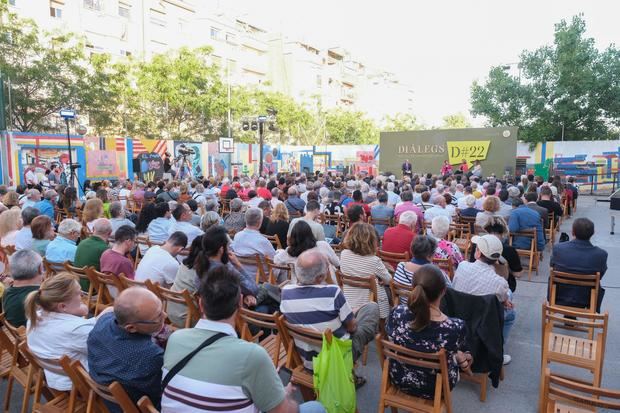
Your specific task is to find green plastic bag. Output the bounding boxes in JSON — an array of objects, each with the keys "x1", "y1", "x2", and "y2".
[{"x1": 312, "y1": 334, "x2": 356, "y2": 413}]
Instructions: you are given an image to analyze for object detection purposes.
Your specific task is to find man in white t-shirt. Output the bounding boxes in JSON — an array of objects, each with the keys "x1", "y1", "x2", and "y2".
[
  {"x1": 135, "y1": 231, "x2": 188, "y2": 286},
  {"x1": 25, "y1": 166, "x2": 39, "y2": 188}
]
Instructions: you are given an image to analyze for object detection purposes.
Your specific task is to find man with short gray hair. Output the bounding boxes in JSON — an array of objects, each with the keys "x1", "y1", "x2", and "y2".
[
  {"x1": 230, "y1": 208, "x2": 275, "y2": 276},
  {"x1": 21, "y1": 188, "x2": 41, "y2": 210},
  {"x1": 280, "y1": 250, "x2": 379, "y2": 376},
  {"x1": 14, "y1": 207, "x2": 41, "y2": 250},
  {"x1": 45, "y1": 218, "x2": 82, "y2": 263},
  {"x1": 3, "y1": 249, "x2": 43, "y2": 327}
]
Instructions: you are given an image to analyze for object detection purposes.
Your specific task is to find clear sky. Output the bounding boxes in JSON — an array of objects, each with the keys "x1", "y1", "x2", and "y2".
[{"x1": 224, "y1": 0, "x2": 620, "y2": 126}]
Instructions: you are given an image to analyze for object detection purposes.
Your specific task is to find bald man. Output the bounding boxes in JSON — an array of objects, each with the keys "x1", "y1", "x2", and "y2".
[
  {"x1": 87, "y1": 287, "x2": 165, "y2": 412},
  {"x1": 74, "y1": 218, "x2": 112, "y2": 272}
]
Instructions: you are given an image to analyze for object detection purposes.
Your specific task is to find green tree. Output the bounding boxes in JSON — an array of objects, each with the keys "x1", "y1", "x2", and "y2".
[
  {"x1": 470, "y1": 15, "x2": 620, "y2": 143},
  {"x1": 325, "y1": 108, "x2": 379, "y2": 144},
  {"x1": 383, "y1": 113, "x2": 424, "y2": 131},
  {"x1": 0, "y1": 4, "x2": 90, "y2": 132},
  {"x1": 441, "y1": 112, "x2": 472, "y2": 129}
]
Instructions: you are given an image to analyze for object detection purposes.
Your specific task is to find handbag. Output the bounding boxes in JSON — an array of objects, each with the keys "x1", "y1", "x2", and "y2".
[{"x1": 162, "y1": 332, "x2": 227, "y2": 390}]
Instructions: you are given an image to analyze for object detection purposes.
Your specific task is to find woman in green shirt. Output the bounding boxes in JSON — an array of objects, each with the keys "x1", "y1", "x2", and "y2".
[{"x1": 31, "y1": 215, "x2": 54, "y2": 257}]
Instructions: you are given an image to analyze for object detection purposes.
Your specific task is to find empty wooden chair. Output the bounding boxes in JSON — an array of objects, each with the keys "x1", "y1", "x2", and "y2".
[
  {"x1": 540, "y1": 368, "x2": 620, "y2": 412},
  {"x1": 549, "y1": 269, "x2": 600, "y2": 313},
  {"x1": 432, "y1": 257, "x2": 455, "y2": 280},
  {"x1": 540, "y1": 303, "x2": 608, "y2": 389},
  {"x1": 0, "y1": 314, "x2": 31, "y2": 413},
  {"x1": 449, "y1": 222, "x2": 472, "y2": 256},
  {"x1": 238, "y1": 309, "x2": 287, "y2": 369},
  {"x1": 508, "y1": 229, "x2": 540, "y2": 280},
  {"x1": 42, "y1": 258, "x2": 69, "y2": 278},
  {"x1": 377, "y1": 250, "x2": 409, "y2": 272},
  {"x1": 150, "y1": 283, "x2": 201, "y2": 329},
  {"x1": 376, "y1": 335, "x2": 453, "y2": 413}
]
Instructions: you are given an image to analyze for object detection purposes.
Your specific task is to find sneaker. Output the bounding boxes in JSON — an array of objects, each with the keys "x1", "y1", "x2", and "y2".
[{"x1": 503, "y1": 354, "x2": 512, "y2": 365}]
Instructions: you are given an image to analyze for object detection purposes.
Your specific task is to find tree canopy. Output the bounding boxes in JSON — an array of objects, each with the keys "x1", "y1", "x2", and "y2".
[{"x1": 471, "y1": 15, "x2": 620, "y2": 143}]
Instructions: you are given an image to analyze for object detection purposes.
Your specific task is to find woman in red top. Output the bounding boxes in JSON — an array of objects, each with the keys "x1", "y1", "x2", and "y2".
[
  {"x1": 459, "y1": 159, "x2": 469, "y2": 174},
  {"x1": 440, "y1": 160, "x2": 453, "y2": 176}
]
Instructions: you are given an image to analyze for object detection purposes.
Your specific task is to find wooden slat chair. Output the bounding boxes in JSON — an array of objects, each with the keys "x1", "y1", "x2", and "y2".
[
  {"x1": 265, "y1": 257, "x2": 293, "y2": 285},
  {"x1": 432, "y1": 257, "x2": 455, "y2": 280},
  {"x1": 377, "y1": 250, "x2": 409, "y2": 272},
  {"x1": 238, "y1": 309, "x2": 287, "y2": 369},
  {"x1": 0, "y1": 244, "x2": 15, "y2": 276},
  {"x1": 369, "y1": 216, "x2": 393, "y2": 239},
  {"x1": 508, "y1": 229, "x2": 540, "y2": 280},
  {"x1": 20, "y1": 344, "x2": 85, "y2": 413},
  {"x1": 263, "y1": 233, "x2": 283, "y2": 250},
  {"x1": 540, "y1": 303, "x2": 608, "y2": 390},
  {"x1": 390, "y1": 279, "x2": 414, "y2": 307},
  {"x1": 448, "y1": 222, "x2": 472, "y2": 256},
  {"x1": 0, "y1": 314, "x2": 34, "y2": 413},
  {"x1": 118, "y1": 274, "x2": 154, "y2": 291},
  {"x1": 86, "y1": 268, "x2": 124, "y2": 316},
  {"x1": 80, "y1": 224, "x2": 93, "y2": 242},
  {"x1": 220, "y1": 198, "x2": 231, "y2": 215},
  {"x1": 458, "y1": 215, "x2": 477, "y2": 235},
  {"x1": 150, "y1": 283, "x2": 201, "y2": 329},
  {"x1": 42, "y1": 258, "x2": 70, "y2": 278},
  {"x1": 235, "y1": 253, "x2": 268, "y2": 284},
  {"x1": 546, "y1": 212, "x2": 555, "y2": 245},
  {"x1": 335, "y1": 270, "x2": 377, "y2": 365},
  {"x1": 71, "y1": 359, "x2": 154, "y2": 413},
  {"x1": 137, "y1": 396, "x2": 159, "y2": 413},
  {"x1": 376, "y1": 335, "x2": 453, "y2": 413},
  {"x1": 320, "y1": 213, "x2": 342, "y2": 238},
  {"x1": 276, "y1": 314, "x2": 330, "y2": 401},
  {"x1": 549, "y1": 270, "x2": 600, "y2": 314},
  {"x1": 540, "y1": 368, "x2": 620, "y2": 413}
]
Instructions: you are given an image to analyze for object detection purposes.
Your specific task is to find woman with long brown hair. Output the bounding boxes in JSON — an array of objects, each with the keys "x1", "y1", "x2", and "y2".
[
  {"x1": 386, "y1": 264, "x2": 472, "y2": 399},
  {"x1": 265, "y1": 202, "x2": 290, "y2": 249},
  {"x1": 82, "y1": 198, "x2": 104, "y2": 232},
  {"x1": 24, "y1": 273, "x2": 98, "y2": 391}
]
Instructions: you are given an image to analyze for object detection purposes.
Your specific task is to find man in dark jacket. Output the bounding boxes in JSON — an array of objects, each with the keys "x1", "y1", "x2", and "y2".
[{"x1": 550, "y1": 218, "x2": 607, "y2": 311}]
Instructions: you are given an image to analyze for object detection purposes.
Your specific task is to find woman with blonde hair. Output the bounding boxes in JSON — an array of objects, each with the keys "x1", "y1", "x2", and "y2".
[
  {"x1": 475, "y1": 196, "x2": 503, "y2": 229},
  {"x1": 265, "y1": 202, "x2": 290, "y2": 249},
  {"x1": 0, "y1": 208, "x2": 23, "y2": 247},
  {"x1": 82, "y1": 198, "x2": 104, "y2": 232},
  {"x1": 24, "y1": 272, "x2": 98, "y2": 391},
  {"x1": 2, "y1": 191, "x2": 20, "y2": 209},
  {"x1": 340, "y1": 222, "x2": 392, "y2": 319}
]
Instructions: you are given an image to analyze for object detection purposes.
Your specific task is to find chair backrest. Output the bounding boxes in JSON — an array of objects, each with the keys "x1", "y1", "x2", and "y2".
[
  {"x1": 86, "y1": 268, "x2": 123, "y2": 314},
  {"x1": 508, "y1": 229, "x2": 537, "y2": 251},
  {"x1": 152, "y1": 283, "x2": 201, "y2": 329},
  {"x1": 370, "y1": 216, "x2": 392, "y2": 227},
  {"x1": 432, "y1": 257, "x2": 454, "y2": 280},
  {"x1": 377, "y1": 250, "x2": 409, "y2": 271},
  {"x1": 376, "y1": 336, "x2": 452, "y2": 410},
  {"x1": 0, "y1": 313, "x2": 28, "y2": 368},
  {"x1": 234, "y1": 253, "x2": 267, "y2": 283},
  {"x1": 542, "y1": 302, "x2": 608, "y2": 343},
  {"x1": 458, "y1": 215, "x2": 476, "y2": 233},
  {"x1": 335, "y1": 270, "x2": 377, "y2": 303},
  {"x1": 238, "y1": 309, "x2": 282, "y2": 366},
  {"x1": 276, "y1": 314, "x2": 329, "y2": 370},
  {"x1": 42, "y1": 258, "x2": 69, "y2": 278},
  {"x1": 541, "y1": 368, "x2": 620, "y2": 411},
  {"x1": 118, "y1": 274, "x2": 154, "y2": 291},
  {"x1": 549, "y1": 269, "x2": 600, "y2": 313},
  {"x1": 390, "y1": 279, "x2": 413, "y2": 306},
  {"x1": 0, "y1": 245, "x2": 15, "y2": 275},
  {"x1": 137, "y1": 396, "x2": 159, "y2": 413},
  {"x1": 265, "y1": 256, "x2": 293, "y2": 285},
  {"x1": 320, "y1": 213, "x2": 342, "y2": 235},
  {"x1": 263, "y1": 234, "x2": 283, "y2": 250},
  {"x1": 71, "y1": 360, "x2": 141, "y2": 413}
]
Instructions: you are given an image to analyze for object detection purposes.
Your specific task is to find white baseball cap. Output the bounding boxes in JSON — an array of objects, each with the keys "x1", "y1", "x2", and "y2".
[{"x1": 472, "y1": 234, "x2": 506, "y2": 264}]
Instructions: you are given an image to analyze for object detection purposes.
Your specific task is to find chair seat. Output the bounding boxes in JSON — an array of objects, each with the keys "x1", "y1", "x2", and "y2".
[
  {"x1": 0, "y1": 350, "x2": 12, "y2": 377},
  {"x1": 35, "y1": 392, "x2": 86, "y2": 413},
  {"x1": 260, "y1": 335, "x2": 287, "y2": 369},
  {"x1": 453, "y1": 239, "x2": 468, "y2": 252},
  {"x1": 547, "y1": 400, "x2": 595, "y2": 413},
  {"x1": 384, "y1": 384, "x2": 446, "y2": 412},
  {"x1": 290, "y1": 366, "x2": 314, "y2": 389},
  {"x1": 548, "y1": 333, "x2": 597, "y2": 367}
]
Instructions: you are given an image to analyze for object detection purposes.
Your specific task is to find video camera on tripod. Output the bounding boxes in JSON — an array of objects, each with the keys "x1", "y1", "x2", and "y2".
[{"x1": 177, "y1": 145, "x2": 195, "y2": 156}]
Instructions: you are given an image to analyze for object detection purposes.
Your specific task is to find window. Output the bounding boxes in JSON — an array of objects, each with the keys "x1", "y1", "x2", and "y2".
[
  {"x1": 50, "y1": 7, "x2": 62, "y2": 18},
  {"x1": 210, "y1": 27, "x2": 220, "y2": 40},
  {"x1": 120, "y1": 50, "x2": 132, "y2": 57},
  {"x1": 226, "y1": 33, "x2": 236, "y2": 45},
  {"x1": 150, "y1": 15, "x2": 166, "y2": 27},
  {"x1": 118, "y1": 6, "x2": 130, "y2": 18},
  {"x1": 8, "y1": 0, "x2": 16, "y2": 5},
  {"x1": 83, "y1": 0, "x2": 102, "y2": 11}
]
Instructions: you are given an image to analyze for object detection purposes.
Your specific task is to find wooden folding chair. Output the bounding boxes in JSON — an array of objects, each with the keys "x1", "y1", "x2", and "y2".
[
  {"x1": 432, "y1": 257, "x2": 454, "y2": 280},
  {"x1": 71, "y1": 359, "x2": 153, "y2": 413},
  {"x1": 263, "y1": 234, "x2": 283, "y2": 250},
  {"x1": 20, "y1": 343, "x2": 85, "y2": 413},
  {"x1": 234, "y1": 253, "x2": 268, "y2": 284},
  {"x1": 137, "y1": 396, "x2": 159, "y2": 413},
  {"x1": 540, "y1": 303, "x2": 608, "y2": 390},
  {"x1": 42, "y1": 258, "x2": 69, "y2": 278},
  {"x1": 0, "y1": 314, "x2": 33, "y2": 413},
  {"x1": 265, "y1": 257, "x2": 293, "y2": 285},
  {"x1": 540, "y1": 367, "x2": 620, "y2": 412},
  {"x1": 376, "y1": 335, "x2": 453, "y2": 413},
  {"x1": 377, "y1": 250, "x2": 409, "y2": 272},
  {"x1": 86, "y1": 268, "x2": 124, "y2": 315},
  {"x1": 64, "y1": 263, "x2": 97, "y2": 312},
  {"x1": 0, "y1": 244, "x2": 15, "y2": 276},
  {"x1": 335, "y1": 270, "x2": 377, "y2": 365},
  {"x1": 448, "y1": 222, "x2": 472, "y2": 256},
  {"x1": 509, "y1": 229, "x2": 540, "y2": 280},
  {"x1": 549, "y1": 269, "x2": 600, "y2": 314},
  {"x1": 546, "y1": 212, "x2": 555, "y2": 245},
  {"x1": 151, "y1": 283, "x2": 201, "y2": 329},
  {"x1": 276, "y1": 314, "x2": 330, "y2": 401},
  {"x1": 458, "y1": 215, "x2": 477, "y2": 235},
  {"x1": 390, "y1": 279, "x2": 414, "y2": 306},
  {"x1": 118, "y1": 274, "x2": 154, "y2": 291},
  {"x1": 321, "y1": 213, "x2": 343, "y2": 237},
  {"x1": 238, "y1": 309, "x2": 287, "y2": 369}
]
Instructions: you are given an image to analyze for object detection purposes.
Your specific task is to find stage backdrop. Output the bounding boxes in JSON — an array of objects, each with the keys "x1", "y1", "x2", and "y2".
[{"x1": 379, "y1": 127, "x2": 518, "y2": 177}]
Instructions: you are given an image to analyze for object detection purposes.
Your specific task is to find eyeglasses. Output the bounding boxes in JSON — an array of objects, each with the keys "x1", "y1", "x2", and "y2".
[{"x1": 125, "y1": 310, "x2": 165, "y2": 326}]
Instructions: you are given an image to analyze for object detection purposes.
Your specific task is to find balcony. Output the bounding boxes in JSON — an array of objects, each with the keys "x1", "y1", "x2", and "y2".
[{"x1": 239, "y1": 34, "x2": 268, "y2": 53}]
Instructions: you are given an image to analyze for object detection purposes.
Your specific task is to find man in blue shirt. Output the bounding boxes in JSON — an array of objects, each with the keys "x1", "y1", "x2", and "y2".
[
  {"x1": 45, "y1": 218, "x2": 81, "y2": 263},
  {"x1": 34, "y1": 189, "x2": 57, "y2": 221},
  {"x1": 88, "y1": 287, "x2": 165, "y2": 412},
  {"x1": 370, "y1": 192, "x2": 394, "y2": 237},
  {"x1": 508, "y1": 198, "x2": 545, "y2": 251},
  {"x1": 231, "y1": 208, "x2": 275, "y2": 277},
  {"x1": 551, "y1": 218, "x2": 608, "y2": 311}
]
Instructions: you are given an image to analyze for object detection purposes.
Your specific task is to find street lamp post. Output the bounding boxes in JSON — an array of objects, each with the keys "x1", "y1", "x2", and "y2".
[
  {"x1": 59, "y1": 108, "x2": 77, "y2": 188},
  {"x1": 258, "y1": 115, "x2": 267, "y2": 176},
  {"x1": 242, "y1": 110, "x2": 277, "y2": 177}
]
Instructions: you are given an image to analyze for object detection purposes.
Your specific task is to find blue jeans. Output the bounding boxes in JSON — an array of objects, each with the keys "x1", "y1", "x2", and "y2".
[
  {"x1": 503, "y1": 308, "x2": 516, "y2": 343},
  {"x1": 299, "y1": 401, "x2": 327, "y2": 413}
]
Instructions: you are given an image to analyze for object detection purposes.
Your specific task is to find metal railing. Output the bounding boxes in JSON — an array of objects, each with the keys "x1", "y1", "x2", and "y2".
[{"x1": 554, "y1": 171, "x2": 620, "y2": 196}]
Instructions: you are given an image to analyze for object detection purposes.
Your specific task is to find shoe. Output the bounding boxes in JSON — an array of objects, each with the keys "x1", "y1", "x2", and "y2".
[{"x1": 503, "y1": 354, "x2": 512, "y2": 365}]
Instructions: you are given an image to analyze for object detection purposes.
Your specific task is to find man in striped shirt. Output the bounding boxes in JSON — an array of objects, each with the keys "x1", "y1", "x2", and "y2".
[{"x1": 280, "y1": 250, "x2": 379, "y2": 372}]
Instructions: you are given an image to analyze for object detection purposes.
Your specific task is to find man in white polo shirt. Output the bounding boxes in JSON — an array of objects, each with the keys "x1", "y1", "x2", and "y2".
[
  {"x1": 135, "y1": 232, "x2": 187, "y2": 286},
  {"x1": 162, "y1": 266, "x2": 326, "y2": 413}
]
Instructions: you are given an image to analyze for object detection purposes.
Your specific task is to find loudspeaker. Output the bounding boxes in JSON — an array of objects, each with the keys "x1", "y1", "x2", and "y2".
[{"x1": 610, "y1": 188, "x2": 620, "y2": 210}]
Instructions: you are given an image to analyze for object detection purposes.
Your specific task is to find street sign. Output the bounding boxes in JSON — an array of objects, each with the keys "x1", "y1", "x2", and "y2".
[
  {"x1": 59, "y1": 108, "x2": 76, "y2": 119},
  {"x1": 258, "y1": 115, "x2": 267, "y2": 122}
]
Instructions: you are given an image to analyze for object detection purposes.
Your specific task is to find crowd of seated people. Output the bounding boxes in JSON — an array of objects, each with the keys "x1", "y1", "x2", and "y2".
[{"x1": 0, "y1": 168, "x2": 598, "y2": 412}]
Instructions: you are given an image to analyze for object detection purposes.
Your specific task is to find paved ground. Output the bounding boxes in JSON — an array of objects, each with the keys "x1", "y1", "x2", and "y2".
[{"x1": 2, "y1": 196, "x2": 619, "y2": 412}]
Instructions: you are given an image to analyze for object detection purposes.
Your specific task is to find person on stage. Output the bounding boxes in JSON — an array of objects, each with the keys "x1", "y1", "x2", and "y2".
[
  {"x1": 440, "y1": 160, "x2": 453, "y2": 177},
  {"x1": 402, "y1": 159, "x2": 412, "y2": 177},
  {"x1": 458, "y1": 159, "x2": 469, "y2": 175}
]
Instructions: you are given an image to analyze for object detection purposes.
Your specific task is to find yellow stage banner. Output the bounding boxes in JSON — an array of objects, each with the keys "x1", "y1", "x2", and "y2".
[{"x1": 446, "y1": 140, "x2": 491, "y2": 165}]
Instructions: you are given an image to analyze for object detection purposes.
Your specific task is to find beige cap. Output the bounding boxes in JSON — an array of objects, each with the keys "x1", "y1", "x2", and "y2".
[{"x1": 472, "y1": 234, "x2": 505, "y2": 263}]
